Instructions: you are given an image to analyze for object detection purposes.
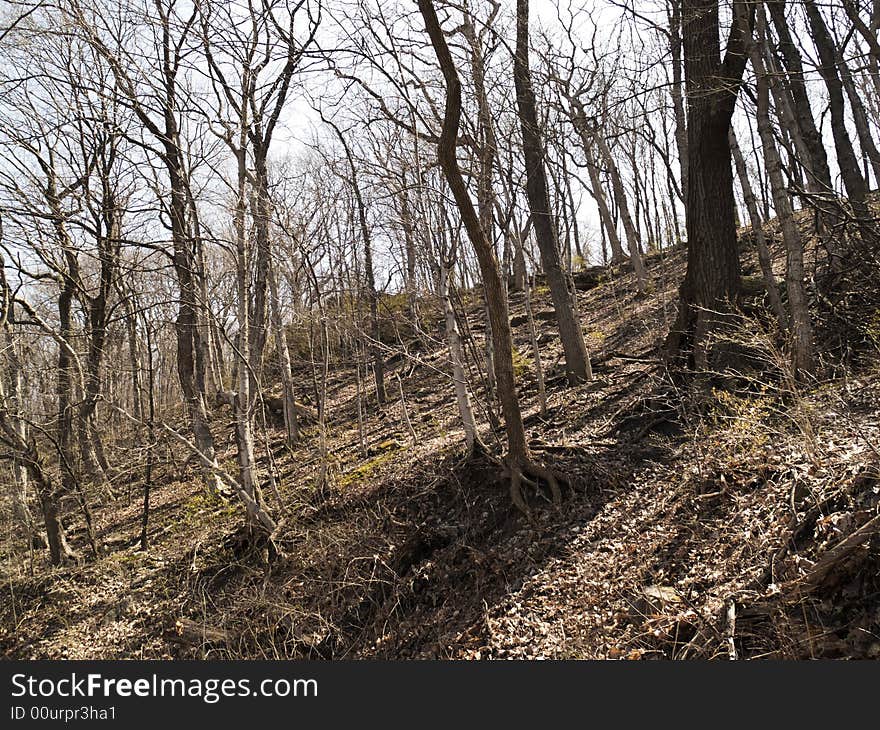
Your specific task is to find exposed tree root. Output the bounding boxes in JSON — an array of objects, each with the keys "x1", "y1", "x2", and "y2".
[
  {"x1": 506, "y1": 458, "x2": 566, "y2": 516},
  {"x1": 475, "y1": 449, "x2": 568, "y2": 515}
]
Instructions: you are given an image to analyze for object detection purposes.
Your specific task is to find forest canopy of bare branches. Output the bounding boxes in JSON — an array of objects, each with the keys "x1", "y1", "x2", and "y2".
[{"x1": 1, "y1": 0, "x2": 879, "y2": 662}]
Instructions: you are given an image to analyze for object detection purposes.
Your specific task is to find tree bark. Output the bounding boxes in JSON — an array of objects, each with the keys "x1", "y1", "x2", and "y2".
[
  {"x1": 581, "y1": 140, "x2": 626, "y2": 263},
  {"x1": 513, "y1": 0, "x2": 592, "y2": 383},
  {"x1": 748, "y1": 18, "x2": 814, "y2": 376},
  {"x1": 592, "y1": 130, "x2": 649, "y2": 290},
  {"x1": 729, "y1": 129, "x2": 789, "y2": 332},
  {"x1": 665, "y1": 0, "x2": 752, "y2": 369},
  {"x1": 803, "y1": 0, "x2": 873, "y2": 243},
  {"x1": 766, "y1": 1, "x2": 834, "y2": 195},
  {"x1": 838, "y1": 52, "x2": 880, "y2": 186},
  {"x1": 232, "y1": 133, "x2": 267, "y2": 530},
  {"x1": 418, "y1": 1, "x2": 526, "y2": 459},
  {"x1": 0, "y1": 264, "x2": 72, "y2": 563},
  {"x1": 269, "y1": 265, "x2": 299, "y2": 444},
  {"x1": 440, "y1": 247, "x2": 480, "y2": 452},
  {"x1": 419, "y1": 0, "x2": 563, "y2": 510},
  {"x1": 668, "y1": 0, "x2": 689, "y2": 205}
]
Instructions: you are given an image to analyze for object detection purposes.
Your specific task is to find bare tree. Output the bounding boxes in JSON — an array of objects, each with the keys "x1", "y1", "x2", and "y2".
[
  {"x1": 417, "y1": 0, "x2": 561, "y2": 512},
  {"x1": 513, "y1": 0, "x2": 592, "y2": 383},
  {"x1": 665, "y1": 0, "x2": 752, "y2": 369}
]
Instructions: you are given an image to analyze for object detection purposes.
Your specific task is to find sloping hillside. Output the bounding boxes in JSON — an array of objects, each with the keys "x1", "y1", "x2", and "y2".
[{"x1": 2, "y1": 228, "x2": 879, "y2": 660}]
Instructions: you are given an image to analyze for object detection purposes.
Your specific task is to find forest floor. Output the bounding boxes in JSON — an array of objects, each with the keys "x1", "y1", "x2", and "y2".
[{"x1": 2, "y1": 221, "x2": 880, "y2": 660}]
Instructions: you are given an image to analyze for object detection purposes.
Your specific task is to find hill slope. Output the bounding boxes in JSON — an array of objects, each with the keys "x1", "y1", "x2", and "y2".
[{"x1": 2, "y1": 232, "x2": 880, "y2": 660}]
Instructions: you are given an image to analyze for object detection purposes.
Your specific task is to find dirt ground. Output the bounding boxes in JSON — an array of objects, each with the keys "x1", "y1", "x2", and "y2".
[{"x1": 3, "y1": 232, "x2": 879, "y2": 660}]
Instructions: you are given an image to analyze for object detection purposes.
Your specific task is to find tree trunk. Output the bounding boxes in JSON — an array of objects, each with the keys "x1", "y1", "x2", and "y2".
[
  {"x1": 838, "y1": 53, "x2": 880, "y2": 186},
  {"x1": 524, "y1": 272, "x2": 548, "y2": 417},
  {"x1": 803, "y1": 0, "x2": 874, "y2": 243},
  {"x1": 329, "y1": 122, "x2": 387, "y2": 405},
  {"x1": 1, "y1": 320, "x2": 39, "y2": 550},
  {"x1": 440, "y1": 251, "x2": 479, "y2": 452},
  {"x1": 593, "y1": 131, "x2": 649, "y2": 289},
  {"x1": 141, "y1": 320, "x2": 156, "y2": 550},
  {"x1": 232, "y1": 140, "x2": 267, "y2": 531},
  {"x1": 512, "y1": 219, "x2": 529, "y2": 291},
  {"x1": 57, "y1": 251, "x2": 82, "y2": 519},
  {"x1": 121, "y1": 285, "x2": 143, "y2": 423},
  {"x1": 398, "y1": 183, "x2": 423, "y2": 340},
  {"x1": 249, "y1": 153, "x2": 272, "y2": 393},
  {"x1": 269, "y1": 266, "x2": 298, "y2": 444},
  {"x1": 841, "y1": 0, "x2": 880, "y2": 103},
  {"x1": 766, "y1": 1, "x2": 834, "y2": 195},
  {"x1": 418, "y1": 0, "x2": 528, "y2": 462},
  {"x1": 748, "y1": 17, "x2": 815, "y2": 376},
  {"x1": 0, "y1": 260, "x2": 73, "y2": 563},
  {"x1": 581, "y1": 139, "x2": 626, "y2": 263},
  {"x1": 513, "y1": 0, "x2": 592, "y2": 383},
  {"x1": 168, "y1": 158, "x2": 224, "y2": 496},
  {"x1": 665, "y1": 0, "x2": 752, "y2": 369},
  {"x1": 669, "y1": 0, "x2": 689, "y2": 205},
  {"x1": 729, "y1": 130, "x2": 789, "y2": 332}
]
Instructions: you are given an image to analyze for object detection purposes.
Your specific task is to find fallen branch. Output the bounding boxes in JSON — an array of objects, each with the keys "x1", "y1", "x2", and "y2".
[
  {"x1": 159, "y1": 424, "x2": 277, "y2": 534},
  {"x1": 797, "y1": 512, "x2": 880, "y2": 591},
  {"x1": 110, "y1": 404, "x2": 277, "y2": 533},
  {"x1": 167, "y1": 618, "x2": 232, "y2": 650}
]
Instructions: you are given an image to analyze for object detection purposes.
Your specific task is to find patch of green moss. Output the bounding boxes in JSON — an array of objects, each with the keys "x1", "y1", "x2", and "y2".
[
  {"x1": 378, "y1": 290, "x2": 411, "y2": 316},
  {"x1": 336, "y1": 448, "x2": 400, "y2": 490},
  {"x1": 373, "y1": 439, "x2": 402, "y2": 453},
  {"x1": 179, "y1": 489, "x2": 237, "y2": 528},
  {"x1": 586, "y1": 329, "x2": 606, "y2": 345},
  {"x1": 865, "y1": 308, "x2": 880, "y2": 350},
  {"x1": 511, "y1": 346, "x2": 531, "y2": 379},
  {"x1": 105, "y1": 550, "x2": 143, "y2": 568}
]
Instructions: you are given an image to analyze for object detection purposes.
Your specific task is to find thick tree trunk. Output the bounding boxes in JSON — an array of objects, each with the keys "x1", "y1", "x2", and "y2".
[{"x1": 666, "y1": 0, "x2": 752, "y2": 369}]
